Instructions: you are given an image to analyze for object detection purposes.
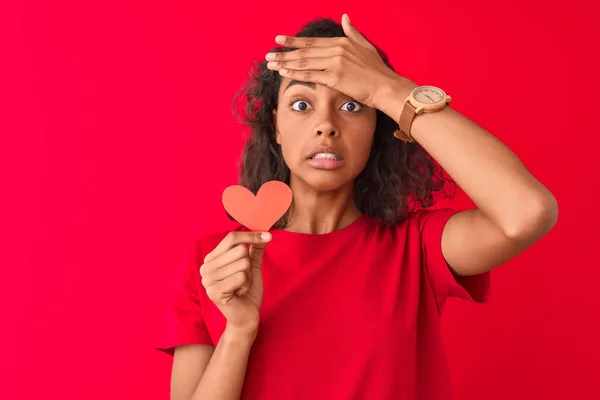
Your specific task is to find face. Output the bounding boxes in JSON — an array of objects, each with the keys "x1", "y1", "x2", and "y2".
[{"x1": 273, "y1": 77, "x2": 377, "y2": 193}]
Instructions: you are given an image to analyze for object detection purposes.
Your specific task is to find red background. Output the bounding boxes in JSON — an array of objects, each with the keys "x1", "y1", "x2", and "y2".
[{"x1": 1, "y1": 1, "x2": 597, "y2": 399}]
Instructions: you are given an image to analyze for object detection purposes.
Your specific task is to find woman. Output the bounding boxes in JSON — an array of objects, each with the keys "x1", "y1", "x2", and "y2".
[{"x1": 157, "y1": 15, "x2": 558, "y2": 400}]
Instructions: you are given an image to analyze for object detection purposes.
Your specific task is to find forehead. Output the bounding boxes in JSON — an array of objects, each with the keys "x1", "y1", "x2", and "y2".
[
  {"x1": 279, "y1": 78, "x2": 315, "y2": 94},
  {"x1": 278, "y1": 78, "x2": 341, "y2": 98}
]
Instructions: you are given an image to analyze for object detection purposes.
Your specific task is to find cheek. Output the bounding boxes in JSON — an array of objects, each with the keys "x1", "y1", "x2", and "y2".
[
  {"x1": 279, "y1": 134, "x2": 304, "y2": 166},
  {"x1": 277, "y1": 118, "x2": 307, "y2": 161}
]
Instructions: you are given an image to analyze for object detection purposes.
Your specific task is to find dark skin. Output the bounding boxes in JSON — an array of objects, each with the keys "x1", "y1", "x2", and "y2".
[
  {"x1": 170, "y1": 14, "x2": 558, "y2": 400},
  {"x1": 266, "y1": 14, "x2": 558, "y2": 276},
  {"x1": 272, "y1": 78, "x2": 377, "y2": 234}
]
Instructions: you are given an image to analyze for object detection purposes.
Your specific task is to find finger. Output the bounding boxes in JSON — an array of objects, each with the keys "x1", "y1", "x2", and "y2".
[
  {"x1": 214, "y1": 271, "x2": 247, "y2": 298},
  {"x1": 234, "y1": 282, "x2": 249, "y2": 297},
  {"x1": 234, "y1": 267, "x2": 254, "y2": 297},
  {"x1": 267, "y1": 56, "x2": 333, "y2": 72},
  {"x1": 201, "y1": 243, "x2": 248, "y2": 277},
  {"x1": 278, "y1": 68, "x2": 332, "y2": 87},
  {"x1": 266, "y1": 46, "x2": 338, "y2": 62},
  {"x1": 248, "y1": 241, "x2": 268, "y2": 268},
  {"x1": 205, "y1": 257, "x2": 251, "y2": 284},
  {"x1": 204, "y1": 231, "x2": 272, "y2": 264},
  {"x1": 341, "y1": 14, "x2": 373, "y2": 49},
  {"x1": 203, "y1": 256, "x2": 253, "y2": 297},
  {"x1": 275, "y1": 35, "x2": 345, "y2": 48}
]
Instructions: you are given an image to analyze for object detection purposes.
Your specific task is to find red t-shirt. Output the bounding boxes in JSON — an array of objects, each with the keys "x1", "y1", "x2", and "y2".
[{"x1": 156, "y1": 208, "x2": 491, "y2": 399}]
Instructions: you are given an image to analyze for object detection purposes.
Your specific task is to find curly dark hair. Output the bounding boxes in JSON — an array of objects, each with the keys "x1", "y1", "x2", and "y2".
[{"x1": 230, "y1": 17, "x2": 455, "y2": 229}]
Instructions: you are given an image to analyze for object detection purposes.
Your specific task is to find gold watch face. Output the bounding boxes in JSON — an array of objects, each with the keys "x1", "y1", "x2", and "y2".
[{"x1": 412, "y1": 86, "x2": 445, "y2": 105}]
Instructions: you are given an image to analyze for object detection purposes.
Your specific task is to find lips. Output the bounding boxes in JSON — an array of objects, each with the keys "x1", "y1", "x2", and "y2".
[{"x1": 306, "y1": 145, "x2": 343, "y2": 160}]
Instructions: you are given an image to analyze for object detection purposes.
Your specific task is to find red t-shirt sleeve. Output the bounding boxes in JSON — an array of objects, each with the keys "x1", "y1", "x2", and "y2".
[
  {"x1": 156, "y1": 239, "x2": 214, "y2": 356},
  {"x1": 417, "y1": 207, "x2": 491, "y2": 311}
]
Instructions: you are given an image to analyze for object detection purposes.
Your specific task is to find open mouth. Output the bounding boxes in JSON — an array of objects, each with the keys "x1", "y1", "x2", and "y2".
[
  {"x1": 308, "y1": 153, "x2": 343, "y2": 161},
  {"x1": 307, "y1": 153, "x2": 345, "y2": 169}
]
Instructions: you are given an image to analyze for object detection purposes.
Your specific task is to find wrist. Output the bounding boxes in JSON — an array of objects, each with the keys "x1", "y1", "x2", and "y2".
[
  {"x1": 375, "y1": 76, "x2": 418, "y2": 123},
  {"x1": 224, "y1": 323, "x2": 259, "y2": 343}
]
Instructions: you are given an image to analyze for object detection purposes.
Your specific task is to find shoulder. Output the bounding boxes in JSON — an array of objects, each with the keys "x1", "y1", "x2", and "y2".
[
  {"x1": 364, "y1": 207, "x2": 462, "y2": 240},
  {"x1": 403, "y1": 207, "x2": 461, "y2": 233}
]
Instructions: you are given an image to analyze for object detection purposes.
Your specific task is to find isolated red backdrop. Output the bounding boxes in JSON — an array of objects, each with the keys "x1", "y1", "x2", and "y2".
[{"x1": 1, "y1": 0, "x2": 597, "y2": 399}]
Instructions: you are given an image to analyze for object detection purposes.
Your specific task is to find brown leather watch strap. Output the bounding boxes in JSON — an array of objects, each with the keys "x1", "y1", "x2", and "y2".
[{"x1": 393, "y1": 101, "x2": 417, "y2": 142}]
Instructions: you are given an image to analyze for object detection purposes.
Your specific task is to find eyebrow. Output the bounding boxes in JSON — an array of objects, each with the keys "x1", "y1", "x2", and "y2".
[{"x1": 283, "y1": 80, "x2": 316, "y2": 93}]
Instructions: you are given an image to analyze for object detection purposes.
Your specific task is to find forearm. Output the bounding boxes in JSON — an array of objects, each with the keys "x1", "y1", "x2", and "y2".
[
  {"x1": 377, "y1": 77, "x2": 558, "y2": 237},
  {"x1": 192, "y1": 326, "x2": 257, "y2": 400}
]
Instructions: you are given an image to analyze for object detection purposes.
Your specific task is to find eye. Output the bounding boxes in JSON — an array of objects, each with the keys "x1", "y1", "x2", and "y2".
[
  {"x1": 287, "y1": 99, "x2": 364, "y2": 113},
  {"x1": 341, "y1": 101, "x2": 363, "y2": 112},
  {"x1": 289, "y1": 99, "x2": 313, "y2": 112}
]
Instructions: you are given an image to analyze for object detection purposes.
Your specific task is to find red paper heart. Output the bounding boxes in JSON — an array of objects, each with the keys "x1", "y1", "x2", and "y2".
[{"x1": 222, "y1": 180, "x2": 293, "y2": 232}]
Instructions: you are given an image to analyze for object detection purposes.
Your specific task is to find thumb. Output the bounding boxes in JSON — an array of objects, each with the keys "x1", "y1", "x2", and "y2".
[
  {"x1": 248, "y1": 232, "x2": 271, "y2": 267},
  {"x1": 245, "y1": 234, "x2": 269, "y2": 299},
  {"x1": 341, "y1": 14, "x2": 372, "y2": 48},
  {"x1": 235, "y1": 232, "x2": 270, "y2": 297}
]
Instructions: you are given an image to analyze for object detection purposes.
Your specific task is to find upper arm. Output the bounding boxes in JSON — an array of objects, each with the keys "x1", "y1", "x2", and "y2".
[
  {"x1": 156, "y1": 238, "x2": 217, "y2": 397},
  {"x1": 171, "y1": 344, "x2": 215, "y2": 400},
  {"x1": 441, "y1": 207, "x2": 557, "y2": 276}
]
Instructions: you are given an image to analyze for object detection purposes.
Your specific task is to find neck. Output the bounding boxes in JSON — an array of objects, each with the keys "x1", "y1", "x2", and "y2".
[{"x1": 282, "y1": 177, "x2": 362, "y2": 234}]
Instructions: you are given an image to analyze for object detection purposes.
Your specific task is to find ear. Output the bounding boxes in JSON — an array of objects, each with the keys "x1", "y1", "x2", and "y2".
[{"x1": 272, "y1": 109, "x2": 281, "y2": 144}]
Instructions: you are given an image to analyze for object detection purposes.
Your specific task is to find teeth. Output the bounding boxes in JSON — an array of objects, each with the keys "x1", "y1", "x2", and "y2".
[{"x1": 312, "y1": 153, "x2": 340, "y2": 160}]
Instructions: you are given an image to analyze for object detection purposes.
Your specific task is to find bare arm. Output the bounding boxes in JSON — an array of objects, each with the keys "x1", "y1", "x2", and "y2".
[
  {"x1": 171, "y1": 327, "x2": 257, "y2": 400},
  {"x1": 171, "y1": 345, "x2": 214, "y2": 400},
  {"x1": 377, "y1": 78, "x2": 559, "y2": 276},
  {"x1": 169, "y1": 231, "x2": 270, "y2": 399}
]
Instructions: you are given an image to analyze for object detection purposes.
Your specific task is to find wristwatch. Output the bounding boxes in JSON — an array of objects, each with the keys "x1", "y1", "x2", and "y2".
[{"x1": 393, "y1": 85, "x2": 452, "y2": 142}]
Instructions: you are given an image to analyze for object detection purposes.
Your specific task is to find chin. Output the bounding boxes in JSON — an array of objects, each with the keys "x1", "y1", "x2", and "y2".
[
  {"x1": 294, "y1": 168, "x2": 356, "y2": 193},
  {"x1": 308, "y1": 179, "x2": 348, "y2": 193}
]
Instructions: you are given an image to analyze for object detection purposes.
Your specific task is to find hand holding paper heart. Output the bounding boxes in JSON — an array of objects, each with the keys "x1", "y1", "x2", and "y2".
[{"x1": 222, "y1": 180, "x2": 293, "y2": 232}]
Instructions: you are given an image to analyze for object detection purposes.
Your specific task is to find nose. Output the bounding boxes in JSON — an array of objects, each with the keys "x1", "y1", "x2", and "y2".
[
  {"x1": 316, "y1": 128, "x2": 337, "y2": 137},
  {"x1": 313, "y1": 117, "x2": 339, "y2": 138}
]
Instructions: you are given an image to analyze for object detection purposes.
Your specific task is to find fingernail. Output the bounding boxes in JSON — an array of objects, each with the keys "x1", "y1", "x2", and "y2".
[
  {"x1": 344, "y1": 13, "x2": 350, "y2": 23},
  {"x1": 261, "y1": 232, "x2": 272, "y2": 241}
]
